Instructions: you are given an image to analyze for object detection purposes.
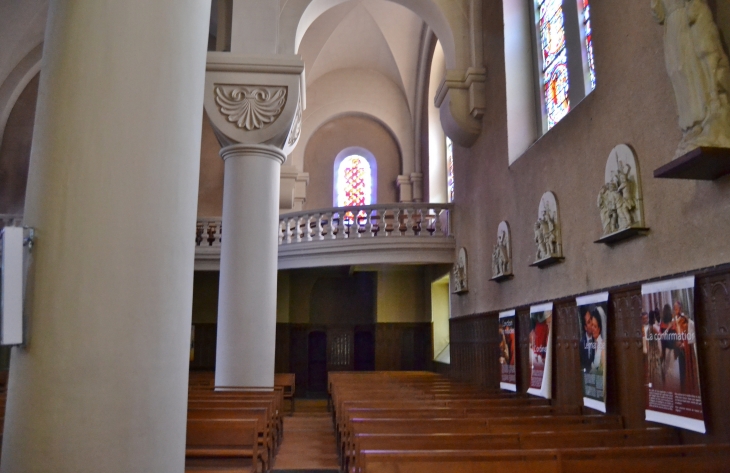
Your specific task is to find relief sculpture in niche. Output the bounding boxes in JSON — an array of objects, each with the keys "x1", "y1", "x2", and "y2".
[
  {"x1": 595, "y1": 144, "x2": 649, "y2": 244},
  {"x1": 531, "y1": 192, "x2": 563, "y2": 268},
  {"x1": 214, "y1": 85, "x2": 287, "y2": 131},
  {"x1": 452, "y1": 247, "x2": 468, "y2": 294},
  {"x1": 491, "y1": 221, "x2": 513, "y2": 282},
  {"x1": 651, "y1": 0, "x2": 730, "y2": 179}
]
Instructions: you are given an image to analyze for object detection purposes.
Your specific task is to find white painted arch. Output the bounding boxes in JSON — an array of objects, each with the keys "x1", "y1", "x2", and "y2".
[{"x1": 279, "y1": 0, "x2": 469, "y2": 71}]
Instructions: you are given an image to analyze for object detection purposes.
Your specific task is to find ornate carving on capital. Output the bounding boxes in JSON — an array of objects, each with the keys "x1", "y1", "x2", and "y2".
[
  {"x1": 204, "y1": 53, "x2": 305, "y2": 149},
  {"x1": 214, "y1": 85, "x2": 287, "y2": 131}
]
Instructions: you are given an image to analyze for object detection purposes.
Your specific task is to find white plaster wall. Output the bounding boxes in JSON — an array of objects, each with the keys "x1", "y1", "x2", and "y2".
[
  {"x1": 428, "y1": 41, "x2": 446, "y2": 203},
  {"x1": 503, "y1": 0, "x2": 537, "y2": 164}
]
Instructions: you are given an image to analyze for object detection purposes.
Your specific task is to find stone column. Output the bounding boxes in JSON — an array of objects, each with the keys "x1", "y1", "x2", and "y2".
[
  {"x1": 204, "y1": 53, "x2": 304, "y2": 387},
  {"x1": 1, "y1": 1, "x2": 211, "y2": 473},
  {"x1": 215, "y1": 144, "x2": 285, "y2": 387}
]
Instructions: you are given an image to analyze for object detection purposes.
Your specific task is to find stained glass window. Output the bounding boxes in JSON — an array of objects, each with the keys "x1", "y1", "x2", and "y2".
[
  {"x1": 582, "y1": 0, "x2": 596, "y2": 91},
  {"x1": 537, "y1": 0, "x2": 569, "y2": 130},
  {"x1": 446, "y1": 137, "x2": 454, "y2": 203},
  {"x1": 336, "y1": 155, "x2": 372, "y2": 207}
]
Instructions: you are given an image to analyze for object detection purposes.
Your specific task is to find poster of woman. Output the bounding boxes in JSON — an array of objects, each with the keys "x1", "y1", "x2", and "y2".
[
  {"x1": 499, "y1": 310, "x2": 517, "y2": 392},
  {"x1": 527, "y1": 302, "x2": 553, "y2": 399},
  {"x1": 576, "y1": 292, "x2": 609, "y2": 412},
  {"x1": 641, "y1": 276, "x2": 705, "y2": 433}
]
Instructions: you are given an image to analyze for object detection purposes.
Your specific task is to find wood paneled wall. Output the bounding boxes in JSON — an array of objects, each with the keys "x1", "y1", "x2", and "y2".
[
  {"x1": 449, "y1": 265, "x2": 730, "y2": 443},
  {"x1": 276, "y1": 322, "x2": 432, "y2": 395},
  {"x1": 190, "y1": 323, "x2": 217, "y2": 371}
]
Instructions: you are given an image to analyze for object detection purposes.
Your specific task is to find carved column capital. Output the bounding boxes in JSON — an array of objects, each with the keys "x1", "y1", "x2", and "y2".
[{"x1": 204, "y1": 53, "x2": 305, "y2": 150}]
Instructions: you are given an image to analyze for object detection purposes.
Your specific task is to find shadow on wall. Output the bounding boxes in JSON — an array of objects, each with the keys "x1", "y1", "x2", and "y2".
[{"x1": 0, "y1": 73, "x2": 38, "y2": 214}]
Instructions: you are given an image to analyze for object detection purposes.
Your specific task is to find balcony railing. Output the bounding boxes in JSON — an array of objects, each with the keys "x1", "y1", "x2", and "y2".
[
  {"x1": 195, "y1": 203, "x2": 454, "y2": 270},
  {"x1": 278, "y1": 203, "x2": 452, "y2": 244}
]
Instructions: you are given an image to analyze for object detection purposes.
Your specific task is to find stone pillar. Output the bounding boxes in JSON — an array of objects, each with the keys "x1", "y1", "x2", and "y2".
[
  {"x1": 1, "y1": 1, "x2": 211, "y2": 472},
  {"x1": 204, "y1": 53, "x2": 304, "y2": 387},
  {"x1": 215, "y1": 144, "x2": 285, "y2": 387}
]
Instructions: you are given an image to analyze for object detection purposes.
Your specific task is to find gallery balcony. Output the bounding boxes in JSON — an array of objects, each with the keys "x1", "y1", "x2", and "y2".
[{"x1": 194, "y1": 203, "x2": 455, "y2": 271}]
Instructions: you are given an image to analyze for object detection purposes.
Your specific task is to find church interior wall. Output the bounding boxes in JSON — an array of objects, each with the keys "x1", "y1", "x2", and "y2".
[
  {"x1": 302, "y1": 114, "x2": 401, "y2": 209},
  {"x1": 450, "y1": 0, "x2": 730, "y2": 319},
  {"x1": 443, "y1": 0, "x2": 730, "y2": 445}
]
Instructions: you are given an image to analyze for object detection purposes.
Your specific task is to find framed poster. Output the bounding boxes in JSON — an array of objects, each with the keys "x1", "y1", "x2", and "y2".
[
  {"x1": 527, "y1": 302, "x2": 553, "y2": 399},
  {"x1": 641, "y1": 276, "x2": 705, "y2": 433},
  {"x1": 576, "y1": 292, "x2": 609, "y2": 412},
  {"x1": 499, "y1": 310, "x2": 517, "y2": 391}
]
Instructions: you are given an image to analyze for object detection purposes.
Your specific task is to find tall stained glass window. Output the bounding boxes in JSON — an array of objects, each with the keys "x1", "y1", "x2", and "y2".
[
  {"x1": 336, "y1": 155, "x2": 372, "y2": 207},
  {"x1": 538, "y1": 0, "x2": 570, "y2": 130},
  {"x1": 582, "y1": 0, "x2": 596, "y2": 91},
  {"x1": 446, "y1": 137, "x2": 455, "y2": 203}
]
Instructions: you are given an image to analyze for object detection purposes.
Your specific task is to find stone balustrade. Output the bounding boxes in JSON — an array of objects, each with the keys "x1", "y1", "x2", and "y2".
[
  {"x1": 193, "y1": 203, "x2": 455, "y2": 270},
  {"x1": 278, "y1": 203, "x2": 452, "y2": 244}
]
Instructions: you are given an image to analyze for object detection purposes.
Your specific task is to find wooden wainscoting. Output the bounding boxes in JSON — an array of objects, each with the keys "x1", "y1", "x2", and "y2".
[{"x1": 448, "y1": 264, "x2": 730, "y2": 444}]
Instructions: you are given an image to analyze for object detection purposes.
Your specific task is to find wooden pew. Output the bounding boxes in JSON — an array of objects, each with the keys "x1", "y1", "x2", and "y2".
[
  {"x1": 351, "y1": 427, "x2": 678, "y2": 473},
  {"x1": 359, "y1": 444, "x2": 730, "y2": 473},
  {"x1": 188, "y1": 408, "x2": 272, "y2": 471},
  {"x1": 185, "y1": 419, "x2": 259, "y2": 473},
  {"x1": 274, "y1": 373, "x2": 295, "y2": 414}
]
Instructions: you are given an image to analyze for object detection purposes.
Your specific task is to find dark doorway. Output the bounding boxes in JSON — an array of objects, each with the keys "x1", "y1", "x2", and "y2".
[
  {"x1": 308, "y1": 331, "x2": 328, "y2": 394},
  {"x1": 354, "y1": 330, "x2": 375, "y2": 371}
]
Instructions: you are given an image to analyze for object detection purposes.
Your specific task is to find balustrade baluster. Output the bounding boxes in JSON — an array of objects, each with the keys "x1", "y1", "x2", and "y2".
[
  {"x1": 295, "y1": 216, "x2": 302, "y2": 243},
  {"x1": 195, "y1": 222, "x2": 204, "y2": 246},
  {"x1": 305, "y1": 214, "x2": 313, "y2": 242},
  {"x1": 333, "y1": 212, "x2": 341, "y2": 240},
  {"x1": 318, "y1": 213, "x2": 326, "y2": 240},
  {"x1": 278, "y1": 220, "x2": 285, "y2": 245},
  {"x1": 207, "y1": 222, "x2": 217, "y2": 246},
  {"x1": 366, "y1": 209, "x2": 376, "y2": 237},
  {"x1": 401, "y1": 208, "x2": 410, "y2": 236}
]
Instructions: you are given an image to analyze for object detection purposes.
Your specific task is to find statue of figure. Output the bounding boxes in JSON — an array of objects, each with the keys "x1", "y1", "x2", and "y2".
[
  {"x1": 652, "y1": 0, "x2": 730, "y2": 157},
  {"x1": 597, "y1": 184, "x2": 613, "y2": 234},
  {"x1": 497, "y1": 234, "x2": 509, "y2": 275},
  {"x1": 534, "y1": 221, "x2": 548, "y2": 260},
  {"x1": 491, "y1": 244, "x2": 501, "y2": 277}
]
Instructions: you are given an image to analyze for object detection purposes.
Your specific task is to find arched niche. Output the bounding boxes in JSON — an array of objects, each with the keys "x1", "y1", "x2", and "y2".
[{"x1": 302, "y1": 114, "x2": 401, "y2": 209}]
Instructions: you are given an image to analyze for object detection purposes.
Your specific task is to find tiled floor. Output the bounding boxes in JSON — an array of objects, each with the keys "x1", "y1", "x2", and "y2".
[{"x1": 272, "y1": 400, "x2": 340, "y2": 473}]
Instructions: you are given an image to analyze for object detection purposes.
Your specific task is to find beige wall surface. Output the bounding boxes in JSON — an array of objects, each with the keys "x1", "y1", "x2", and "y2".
[
  {"x1": 303, "y1": 115, "x2": 401, "y2": 210},
  {"x1": 450, "y1": 0, "x2": 730, "y2": 318},
  {"x1": 197, "y1": 113, "x2": 225, "y2": 217},
  {"x1": 376, "y1": 267, "x2": 427, "y2": 323}
]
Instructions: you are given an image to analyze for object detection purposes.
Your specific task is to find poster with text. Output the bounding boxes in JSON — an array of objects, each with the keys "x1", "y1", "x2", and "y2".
[
  {"x1": 527, "y1": 302, "x2": 553, "y2": 399},
  {"x1": 576, "y1": 292, "x2": 609, "y2": 412},
  {"x1": 499, "y1": 310, "x2": 517, "y2": 391},
  {"x1": 641, "y1": 276, "x2": 705, "y2": 433}
]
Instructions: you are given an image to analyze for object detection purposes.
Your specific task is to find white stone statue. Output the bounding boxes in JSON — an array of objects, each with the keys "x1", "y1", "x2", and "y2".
[
  {"x1": 452, "y1": 247, "x2": 468, "y2": 293},
  {"x1": 652, "y1": 0, "x2": 730, "y2": 157},
  {"x1": 597, "y1": 145, "x2": 645, "y2": 236},
  {"x1": 534, "y1": 192, "x2": 562, "y2": 263},
  {"x1": 491, "y1": 221, "x2": 512, "y2": 279}
]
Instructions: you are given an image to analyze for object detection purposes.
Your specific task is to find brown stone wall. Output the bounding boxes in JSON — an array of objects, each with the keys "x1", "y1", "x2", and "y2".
[{"x1": 449, "y1": 0, "x2": 730, "y2": 318}]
